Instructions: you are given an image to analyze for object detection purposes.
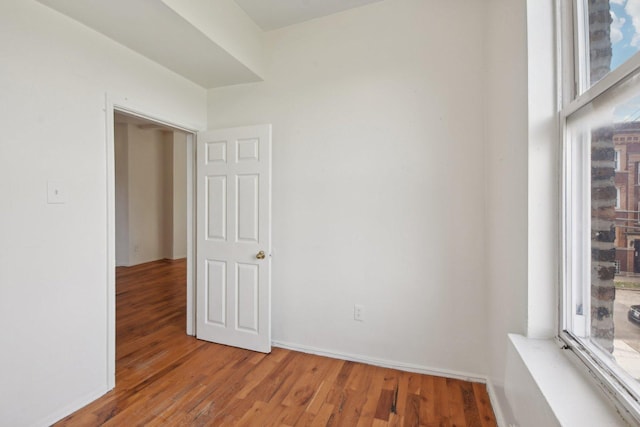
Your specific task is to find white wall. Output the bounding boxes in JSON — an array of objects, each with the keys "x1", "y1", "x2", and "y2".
[
  {"x1": 525, "y1": 0, "x2": 558, "y2": 341},
  {"x1": 484, "y1": 0, "x2": 570, "y2": 424},
  {"x1": 160, "y1": 129, "x2": 189, "y2": 261},
  {"x1": 114, "y1": 125, "x2": 189, "y2": 266},
  {"x1": 484, "y1": 0, "x2": 529, "y2": 392},
  {"x1": 115, "y1": 122, "x2": 130, "y2": 266},
  {"x1": 0, "y1": 1, "x2": 206, "y2": 425},
  {"x1": 128, "y1": 127, "x2": 170, "y2": 265},
  {"x1": 172, "y1": 132, "x2": 188, "y2": 259},
  {"x1": 208, "y1": 0, "x2": 489, "y2": 377},
  {"x1": 163, "y1": 131, "x2": 175, "y2": 260}
]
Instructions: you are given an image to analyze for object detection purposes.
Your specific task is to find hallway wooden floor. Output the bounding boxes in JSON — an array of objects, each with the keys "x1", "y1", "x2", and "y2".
[{"x1": 54, "y1": 259, "x2": 497, "y2": 426}]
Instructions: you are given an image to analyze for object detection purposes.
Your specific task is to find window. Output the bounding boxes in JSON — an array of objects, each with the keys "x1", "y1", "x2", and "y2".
[
  {"x1": 562, "y1": 0, "x2": 640, "y2": 422},
  {"x1": 580, "y1": 0, "x2": 640, "y2": 90}
]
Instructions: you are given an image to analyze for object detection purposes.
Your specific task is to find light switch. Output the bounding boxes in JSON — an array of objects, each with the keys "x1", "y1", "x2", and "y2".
[{"x1": 47, "y1": 181, "x2": 66, "y2": 204}]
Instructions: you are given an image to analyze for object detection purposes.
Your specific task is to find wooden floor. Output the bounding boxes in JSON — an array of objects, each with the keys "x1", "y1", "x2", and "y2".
[{"x1": 55, "y1": 259, "x2": 497, "y2": 427}]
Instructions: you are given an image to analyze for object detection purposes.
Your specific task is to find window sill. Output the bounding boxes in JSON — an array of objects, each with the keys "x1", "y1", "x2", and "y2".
[{"x1": 506, "y1": 334, "x2": 627, "y2": 426}]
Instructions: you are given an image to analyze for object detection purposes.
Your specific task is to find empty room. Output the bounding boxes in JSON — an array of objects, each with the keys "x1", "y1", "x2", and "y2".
[{"x1": 1, "y1": 0, "x2": 638, "y2": 426}]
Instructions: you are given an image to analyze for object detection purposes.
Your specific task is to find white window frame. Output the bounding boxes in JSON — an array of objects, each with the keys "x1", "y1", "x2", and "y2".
[
  {"x1": 615, "y1": 149, "x2": 620, "y2": 171},
  {"x1": 616, "y1": 186, "x2": 620, "y2": 209},
  {"x1": 560, "y1": 0, "x2": 640, "y2": 423}
]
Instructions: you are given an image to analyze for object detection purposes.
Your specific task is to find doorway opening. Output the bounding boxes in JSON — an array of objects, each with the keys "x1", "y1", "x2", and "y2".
[
  {"x1": 109, "y1": 107, "x2": 197, "y2": 387},
  {"x1": 114, "y1": 112, "x2": 189, "y2": 269}
]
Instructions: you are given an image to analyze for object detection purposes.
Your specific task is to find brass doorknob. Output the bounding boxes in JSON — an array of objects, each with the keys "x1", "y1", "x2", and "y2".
[{"x1": 256, "y1": 250, "x2": 266, "y2": 260}]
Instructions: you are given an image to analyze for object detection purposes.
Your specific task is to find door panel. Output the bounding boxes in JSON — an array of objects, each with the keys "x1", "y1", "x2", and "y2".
[
  {"x1": 237, "y1": 174, "x2": 259, "y2": 242},
  {"x1": 206, "y1": 176, "x2": 227, "y2": 240},
  {"x1": 237, "y1": 262, "x2": 258, "y2": 332},
  {"x1": 196, "y1": 125, "x2": 271, "y2": 353},
  {"x1": 205, "y1": 260, "x2": 226, "y2": 326}
]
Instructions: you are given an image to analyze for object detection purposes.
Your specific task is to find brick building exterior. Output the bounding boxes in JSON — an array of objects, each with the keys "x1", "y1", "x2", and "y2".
[
  {"x1": 614, "y1": 123, "x2": 640, "y2": 275},
  {"x1": 590, "y1": 0, "x2": 615, "y2": 353}
]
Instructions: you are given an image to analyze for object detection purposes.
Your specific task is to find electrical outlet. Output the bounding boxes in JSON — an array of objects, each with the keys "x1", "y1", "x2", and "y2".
[{"x1": 354, "y1": 304, "x2": 364, "y2": 321}]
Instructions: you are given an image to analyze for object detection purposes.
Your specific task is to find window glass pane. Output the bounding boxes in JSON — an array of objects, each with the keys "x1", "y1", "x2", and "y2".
[
  {"x1": 586, "y1": 0, "x2": 640, "y2": 88},
  {"x1": 567, "y1": 71, "x2": 640, "y2": 395}
]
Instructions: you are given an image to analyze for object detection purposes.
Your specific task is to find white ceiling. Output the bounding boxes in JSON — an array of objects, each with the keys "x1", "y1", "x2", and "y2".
[
  {"x1": 234, "y1": 0, "x2": 384, "y2": 31},
  {"x1": 35, "y1": 0, "x2": 384, "y2": 88},
  {"x1": 36, "y1": 0, "x2": 261, "y2": 88}
]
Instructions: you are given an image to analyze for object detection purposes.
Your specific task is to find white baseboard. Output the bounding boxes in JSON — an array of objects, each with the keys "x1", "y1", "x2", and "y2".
[
  {"x1": 35, "y1": 386, "x2": 110, "y2": 427},
  {"x1": 485, "y1": 380, "x2": 508, "y2": 427},
  {"x1": 272, "y1": 340, "x2": 487, "y2": 384}
]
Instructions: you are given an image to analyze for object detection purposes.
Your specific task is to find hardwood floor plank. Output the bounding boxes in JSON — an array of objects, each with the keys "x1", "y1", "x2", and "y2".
[
  {"x1": 282, "y1": 354, "x2": 334, "y2": 408},
  {"x1": 403, "y1": 393, "x2": 421, "y2": 427},
  {"x1": 471, "y1": 383, "x2": 497, "y2": 427},
  {"x1": 305, "y1": 359, "x2": 346, "y2": 415},
  {"x1": 373, "y1": 418, "x2": 392, "y2": 427},
  {"x1": 407, "y1": 372, "x2": 422, "y2": 395},
  {"x1": 446, "y1": 379, "x2": 468, "y2": 427},
  {"x1": 235, "y1": 356, "x2": 281, "y2": 400},
  {"x1": 235, "y1": 401, "x2": 268, "y2": 426},
  {"x1": 243, "y1": 351, "x2": 299, "y2": 403},
  {"x1": 434, "y1": 376, "x2": 452, "y2": 427},
  {"x1": 307, "y1": 403, "x2": 335, "y2": 427},
  {"x1": 305, "y1": 379, "x2": 331, "y2": 416},
  {"x1": 418, "y1": 375, "x2": 436, "y2": 424},
  {"x1": 53, "y1": 259, "x2": 497, "y2": 427},
  {"x1": 459, "y1": 381, "x2": 482, "y2": 427},
  {"x1": 386, "y1": 412, "x2": 403, "y2": 427},
  {"x1": 374, "y1": 389, "x2": 396, "y2": 421},
  {"x1": 394, "y1": 372, "x2": 410, "y2": 416},
  {"x1": 355, "y1": 367, "x2": 387, "y2": 426},
  {"x1": 380, "y1": 368, "x2": 400, "y2": 391},
  {"x1": 330, "y1": 363, "x2": 374, "y2": 425}
]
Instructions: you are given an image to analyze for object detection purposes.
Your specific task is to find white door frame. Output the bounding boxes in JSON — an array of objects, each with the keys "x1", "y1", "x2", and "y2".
[{"x1": 104, "y1": 94, "x2": 202, "y2": 389}]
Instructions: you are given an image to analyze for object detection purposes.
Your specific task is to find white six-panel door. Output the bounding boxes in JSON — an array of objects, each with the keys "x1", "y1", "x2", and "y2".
[{"x1": 196, "y1": 125, "x2": 271, "y2": 353}]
